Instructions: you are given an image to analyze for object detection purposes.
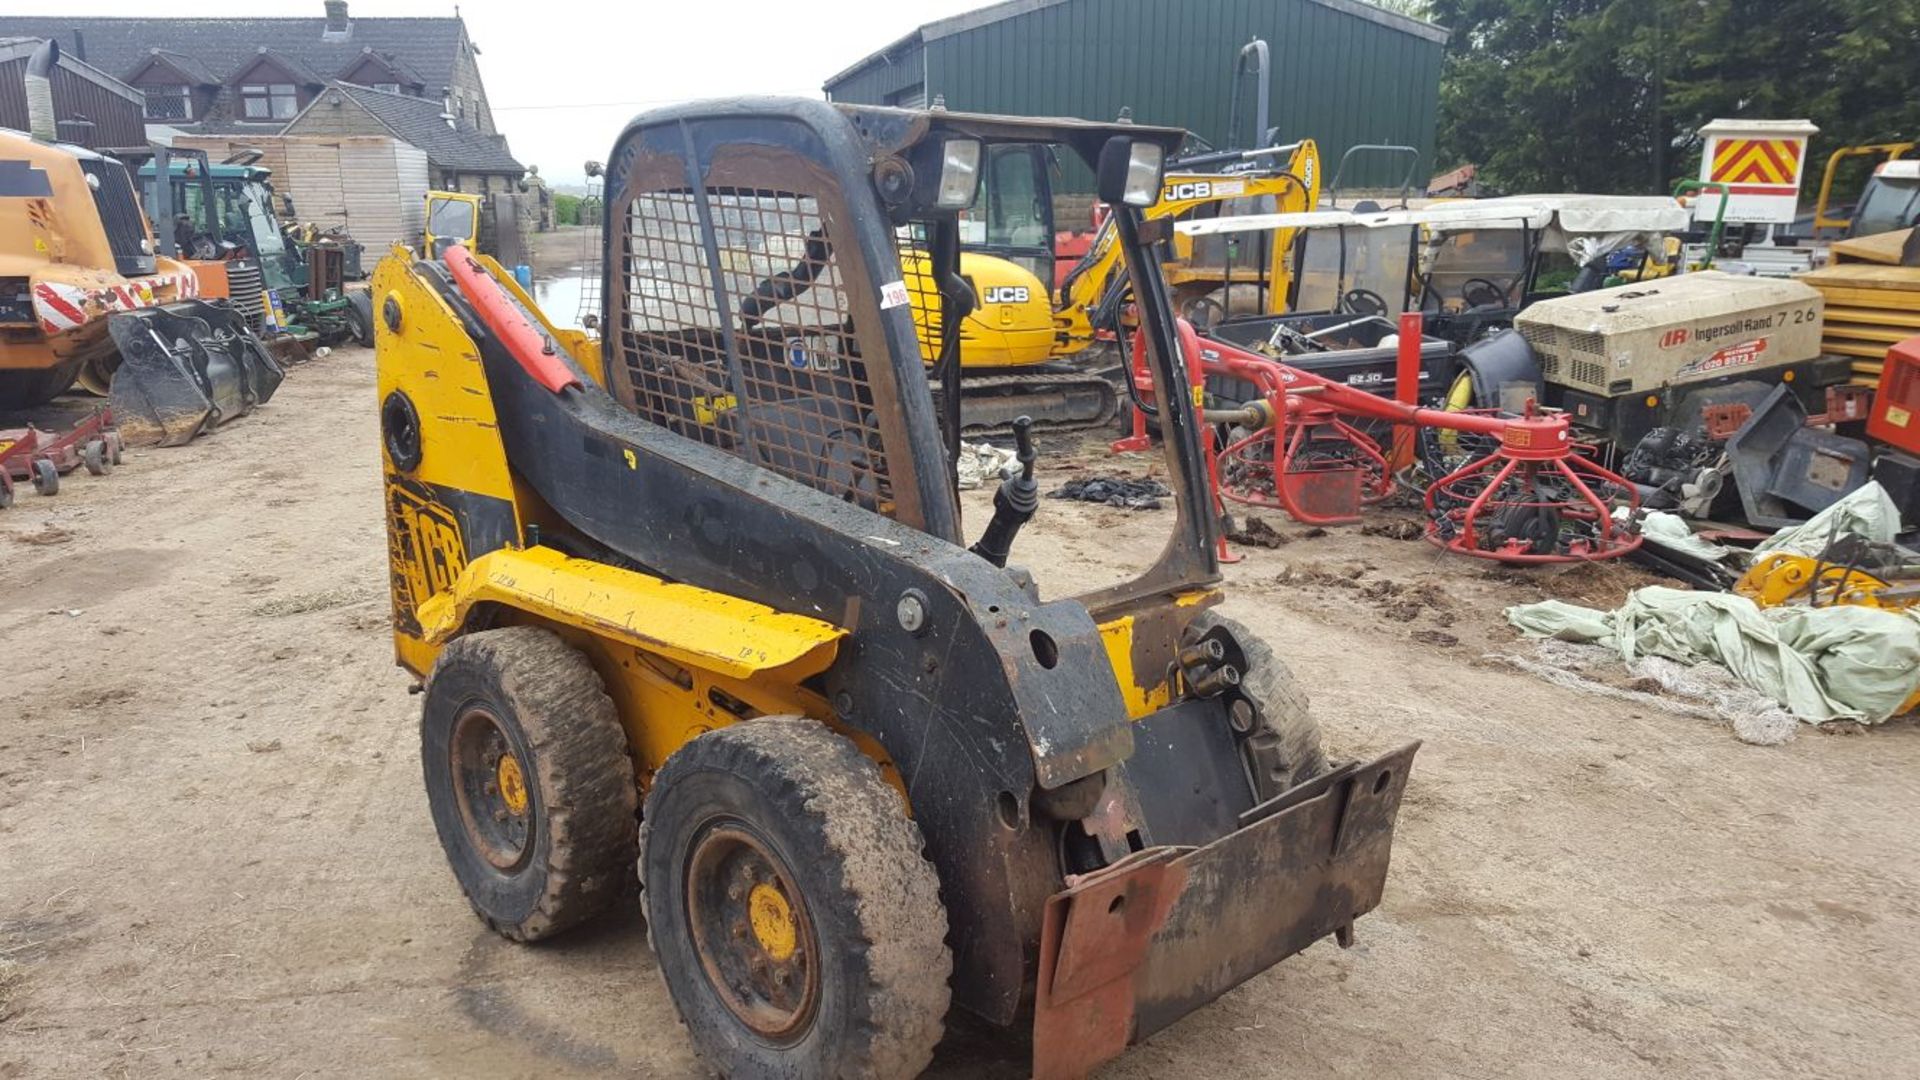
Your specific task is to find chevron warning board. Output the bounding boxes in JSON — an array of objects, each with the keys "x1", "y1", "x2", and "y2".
[
  {"x1": 1695, "y1": 121, "x2": 1817, "y2": 225},
  {"x1": 1708, "y1": 138, "x2": 1804, "y2": 192}
]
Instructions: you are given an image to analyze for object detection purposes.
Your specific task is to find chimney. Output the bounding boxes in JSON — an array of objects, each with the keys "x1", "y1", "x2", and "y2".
[
  {"x1": 322, "y1": 1, "x2": 352, "y2": 41},
  {"x1": 70, "y1": 28, "x2": 86, "y2": 62},
  {"x1": 24, "y1": 39, "x2": 59, "y2": 142}
]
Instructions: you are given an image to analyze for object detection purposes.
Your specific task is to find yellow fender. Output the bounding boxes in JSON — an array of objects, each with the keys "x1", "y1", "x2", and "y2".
[{"x1": 418, "y1": 545, "x2": 845, "y2": 682}]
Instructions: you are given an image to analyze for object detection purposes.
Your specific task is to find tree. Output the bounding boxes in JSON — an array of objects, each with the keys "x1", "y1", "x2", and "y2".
[
  {"x1": 1429, "y1": 0, "x2": 1920, "y2": 195},
  {"x1": 553, "y1": 193, "x2": 582, "y2": 227}
]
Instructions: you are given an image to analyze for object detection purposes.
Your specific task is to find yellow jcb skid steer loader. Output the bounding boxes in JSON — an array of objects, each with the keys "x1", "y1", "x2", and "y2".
[{"x1": 377, "y1": 99, "x2": 1417, "y2": 1079}]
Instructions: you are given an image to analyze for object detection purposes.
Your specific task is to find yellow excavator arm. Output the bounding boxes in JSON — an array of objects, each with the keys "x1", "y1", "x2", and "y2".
[{"x1": 1050, "y1": 138, "x2": 1321, "y2": 352}]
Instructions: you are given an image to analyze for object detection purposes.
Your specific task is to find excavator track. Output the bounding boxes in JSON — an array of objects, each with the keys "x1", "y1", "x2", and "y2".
[{"x1": 942, "y1": 362, "x2": 1122, "y2": 437}]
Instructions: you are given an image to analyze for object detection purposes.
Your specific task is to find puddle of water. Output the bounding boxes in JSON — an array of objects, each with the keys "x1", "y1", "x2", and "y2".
[{"x1": 533, "y1": 274, "x2": 594, "y2": 329}]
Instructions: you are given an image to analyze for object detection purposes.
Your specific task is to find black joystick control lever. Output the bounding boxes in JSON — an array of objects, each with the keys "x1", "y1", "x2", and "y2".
[{"x1": 969, "y1": 416, "x2": 1039, "y2": 569}]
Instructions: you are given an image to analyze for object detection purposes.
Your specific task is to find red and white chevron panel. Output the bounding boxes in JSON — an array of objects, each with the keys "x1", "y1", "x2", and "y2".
[{"x1": 30, "y1": 270, "x2": 197, "y2": 336}]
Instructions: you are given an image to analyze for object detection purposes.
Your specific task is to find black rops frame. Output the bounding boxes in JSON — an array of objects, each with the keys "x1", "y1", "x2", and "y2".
[{"x1": 471, "y1": 98, "x2": 1200, "y2": 1023}]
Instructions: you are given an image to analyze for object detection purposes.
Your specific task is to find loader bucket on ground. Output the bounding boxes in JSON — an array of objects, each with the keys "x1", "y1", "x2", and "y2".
[{"x1": 106, "y1": 301, "x2": 284, "y2": 447}]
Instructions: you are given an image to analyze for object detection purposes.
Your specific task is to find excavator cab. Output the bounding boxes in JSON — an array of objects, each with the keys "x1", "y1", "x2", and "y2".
[
  {"x1": 377, "y1": 100, "x2": 1415, "y2": 1079},
  {"x1": 962, "y1": 143, "x2": 1057, "y2": 285}
]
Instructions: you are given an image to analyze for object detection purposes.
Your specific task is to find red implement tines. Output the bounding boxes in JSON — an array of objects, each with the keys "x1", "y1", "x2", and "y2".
[{"x1": 442, "y1": 244, "x2": 581, "y2": 394}]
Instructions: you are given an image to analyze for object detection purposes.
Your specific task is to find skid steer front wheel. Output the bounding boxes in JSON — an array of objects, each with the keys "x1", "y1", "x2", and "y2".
[
  {"x1": 1190, "y1": 611, "x2": 1329, "y2": 794},
  {"x1": 641, "y1": 718, "x2": 951, "y2": 1079},
  {"x1": 421, "y1": 627, "x2": 638, "y2": 941}
]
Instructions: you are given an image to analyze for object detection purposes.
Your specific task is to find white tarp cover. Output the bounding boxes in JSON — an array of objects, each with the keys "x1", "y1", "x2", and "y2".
[
  {"x1": 1507, "y1": 587, "x2": 1920, "y2": 723},
  {"x1": 1175, "y1": 203, "x2": 1553, "y2": 238},
  {"x1": 1442, "y1": 195, "x2": 1691, "y2": 236},
  {"x1": 1754, "y1": 482, "x2": 1905, "y2": 556},
  {"x1": 1633, "y1": 509, "x2": 1735, "y2": 563},
  {"x1": 1429, "y1": 195, "x2": 1692, "y2": 267}
]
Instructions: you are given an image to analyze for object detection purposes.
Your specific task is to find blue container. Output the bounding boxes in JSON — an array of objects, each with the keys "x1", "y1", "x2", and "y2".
[{"x1": 513, "y1": 264, "x2": 534, "y2": 290}]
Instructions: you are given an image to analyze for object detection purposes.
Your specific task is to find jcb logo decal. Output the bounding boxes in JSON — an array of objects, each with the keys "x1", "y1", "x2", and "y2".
[
  {"x1": 1660, "y1": 328, "x2": 1690, "y2": 348},
  {"x1": 983, "y1": 286, "x2": 1030, "y2": 304},
  {"x1": 1164, "y1": 181, "x2": 1213, "y2": 201},
  {"x1": 388, "y1": 481, "x2": 467, "y2": 630}
]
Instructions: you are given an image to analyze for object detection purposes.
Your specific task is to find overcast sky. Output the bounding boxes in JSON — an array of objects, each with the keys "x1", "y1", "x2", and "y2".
[{"x1": 56, "y1": 0, "x2": 989, "y2": 184}]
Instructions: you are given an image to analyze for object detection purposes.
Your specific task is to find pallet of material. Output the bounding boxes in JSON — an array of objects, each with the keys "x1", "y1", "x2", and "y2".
[
  {"x1": 1797, "y1": 249, "x2": 1920, "y2": 384},
  {"x1": 1830, "y1": 227, "x2": 1918, "y2": 266}
]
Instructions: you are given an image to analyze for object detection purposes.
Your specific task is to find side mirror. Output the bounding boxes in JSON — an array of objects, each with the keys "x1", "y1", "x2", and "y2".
[{"x1": 1096, "y1": 137, "x2": 1165, "y2": 208}]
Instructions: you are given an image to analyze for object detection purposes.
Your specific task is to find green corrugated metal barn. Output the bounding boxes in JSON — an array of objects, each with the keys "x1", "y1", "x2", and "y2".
[{"x1": 823, "y1": 0, "x2": 1447, "y2": 191}]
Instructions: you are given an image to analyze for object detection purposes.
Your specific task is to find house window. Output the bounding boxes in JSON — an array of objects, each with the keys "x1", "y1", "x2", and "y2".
[
  {"x1": 241, "y1": 84, "x2": 299, "y2": 120},
  {"x1": 144, "y1": 85, "x2": 193, "y2": 121},
  {"x1": 373, "y1": 82, "x2": 400, "y2": 94}
]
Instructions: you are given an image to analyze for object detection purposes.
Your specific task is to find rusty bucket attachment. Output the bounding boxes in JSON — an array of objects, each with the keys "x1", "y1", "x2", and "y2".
[
  {"x1": 1033, "y1": 743, "x2": 1419, "y2": 1079},
  {"x1": 106, "y1": 300, "x2": 284, "y2": 446}
]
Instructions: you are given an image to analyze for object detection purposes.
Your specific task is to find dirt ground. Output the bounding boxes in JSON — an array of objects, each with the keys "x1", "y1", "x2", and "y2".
[{"x1": 2, "y1": 346, "x2": 1916, "y2": 1078}]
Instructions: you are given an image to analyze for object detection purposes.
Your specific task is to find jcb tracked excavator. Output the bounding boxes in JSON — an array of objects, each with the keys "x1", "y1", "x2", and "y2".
[
  {"x1": 931, "y1": 138, "x2": 1321, "y2": 433},
  {"x1": 379, "y1": 100, "x2": 1415, "y2": 1078}
]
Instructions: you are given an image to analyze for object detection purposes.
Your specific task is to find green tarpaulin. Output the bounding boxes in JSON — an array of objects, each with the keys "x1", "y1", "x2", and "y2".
[{"x1": 1508, "y1": 586, "x2": 1920, "y2": 724}]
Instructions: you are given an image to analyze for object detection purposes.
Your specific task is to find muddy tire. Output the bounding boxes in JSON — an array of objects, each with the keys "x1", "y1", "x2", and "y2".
[
  {"x1": 1190, "y1": 611, "x2": 1328, "y2": 791},
  {"x1": 0, "y1": 357, "x2": 82, "y2": 410},
  {"x1": 640, "y1": 717, "x2": 951, "y2": 1079},
  {"x1": 345, "y1": 293, "x2": 375, "y2": 347},
  {"x1": 421, "y1": 626, "x2": 638, "y2": 942}
]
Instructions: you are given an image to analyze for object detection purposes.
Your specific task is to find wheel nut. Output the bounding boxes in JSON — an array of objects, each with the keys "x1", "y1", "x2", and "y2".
[{"x1": 727, "y1": 883, "x2": 744, "y2": 901}]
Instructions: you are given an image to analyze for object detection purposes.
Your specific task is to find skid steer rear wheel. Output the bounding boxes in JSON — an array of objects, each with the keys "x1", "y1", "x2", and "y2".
[
  {"x1": 1191, "y1": 611, "x2": 1328, "y2": 791},
  {"x1": 641, "y1": 718, "x2": 951, "y2": 1079},
  {"x1": 421, "y1": 626, "x2": 638, "y2": 942}
]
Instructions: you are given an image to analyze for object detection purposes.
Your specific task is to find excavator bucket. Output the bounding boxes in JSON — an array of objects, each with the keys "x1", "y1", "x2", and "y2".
[{"x1": 105, "y1": 300, "x2": 284, "y2": 447}]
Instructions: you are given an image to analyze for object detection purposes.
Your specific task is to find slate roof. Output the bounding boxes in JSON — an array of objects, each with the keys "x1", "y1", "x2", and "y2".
[
  {"x1": 320, "y1": 82, "x2": 521, "y2": 173},
  {"x1": 248, "y1": 47, "x2": 326, "y2": 87},
  {"x1": 133, "y1": 48, "x2": 220, "y2": 86},
  {"x1": 0, "y1": 36, "x2": 142, "y2": 102},
  {"x1": 0, "y1": 16, "x2": 466, "y2": 91}
]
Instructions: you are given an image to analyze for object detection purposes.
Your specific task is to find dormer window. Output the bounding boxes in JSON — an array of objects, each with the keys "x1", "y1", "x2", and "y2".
[
  {"x1": 373, "y1": 82, "x2": 400, "y2": 94},
  {"x1": 242, "y1": 83, "x2": 299, "y2": 120},
  {"x1": 144, "y1": 84, "x2": 193, "y2": 121}
]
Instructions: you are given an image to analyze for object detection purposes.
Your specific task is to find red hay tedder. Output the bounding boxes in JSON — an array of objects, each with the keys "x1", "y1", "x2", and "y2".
[{"x1": 1114, "y1": 315, "x2": 1643, "y2": 564}]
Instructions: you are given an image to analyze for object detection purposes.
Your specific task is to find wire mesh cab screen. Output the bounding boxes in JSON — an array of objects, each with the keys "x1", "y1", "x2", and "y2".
[{"x1": 608, "y1": 126, "x2": 913, "y2": 520}]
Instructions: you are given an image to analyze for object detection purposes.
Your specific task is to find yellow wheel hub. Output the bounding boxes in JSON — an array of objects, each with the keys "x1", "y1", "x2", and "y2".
[
  {"x1": 496, "y1": 753, "x2": 529, "y2": 816},
  {"x1": 747, "y1": 882, "x2": 798, "y2": 961}
]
